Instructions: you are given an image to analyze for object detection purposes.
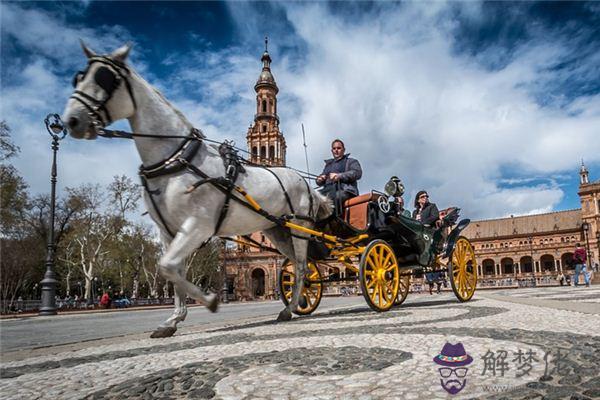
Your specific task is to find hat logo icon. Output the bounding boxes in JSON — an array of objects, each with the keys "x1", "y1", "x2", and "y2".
[{"x1": 433, "y1": 342, "x2": 473, "y2": 395}]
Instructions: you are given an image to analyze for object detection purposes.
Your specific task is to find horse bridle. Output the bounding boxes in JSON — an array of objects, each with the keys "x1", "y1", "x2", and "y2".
[{"x1": 70, "y1": 56, "x2": 137, "y2": 128}]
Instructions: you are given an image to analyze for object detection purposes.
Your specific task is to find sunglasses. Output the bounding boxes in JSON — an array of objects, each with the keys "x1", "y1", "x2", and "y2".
[
  {"x1": 419, "y1": 194, "x2": 429, "y2": 199},
  {"x1": 332, "y1": 146, "x2": 344, "y2": 150}
]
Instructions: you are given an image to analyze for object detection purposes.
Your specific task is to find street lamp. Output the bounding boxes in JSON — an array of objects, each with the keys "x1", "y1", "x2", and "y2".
[
  {"x1": 582, "y1": 222, "x2": 592, "y2": 266},
  {"x1": 596, "y1": 230, "x2": 600, "y2": 267},
  {"x1": 528, "y1": 236, "x2": 534, "y2": 275},
  {"x1": 39, "y1": 114, "x2": 67, "y2": 316}
]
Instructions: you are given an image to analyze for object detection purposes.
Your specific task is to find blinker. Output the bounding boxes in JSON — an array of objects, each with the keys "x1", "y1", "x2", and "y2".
[{"x1": 94, "y1": 66, "x2": 119, "y2": 94}]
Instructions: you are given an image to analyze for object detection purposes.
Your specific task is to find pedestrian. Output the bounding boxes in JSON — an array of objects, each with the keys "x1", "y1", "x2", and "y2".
[
  {"x1": 557, "y1": 271, "x2": 565, "y2": 286},
  {"x1": 572, "y1": 243, "x2": 590, "y2": 287},
  {"x1": 100, "y1": 291, "x2": 111, "y2": 308}
]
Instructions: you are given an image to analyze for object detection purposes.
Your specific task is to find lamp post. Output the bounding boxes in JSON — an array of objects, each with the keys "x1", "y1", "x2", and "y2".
[
  {"x1": 596, "y1": 230, "x2": 600, "y2": 268},
  {"x1": 582, "y1": 222, "x2": 592, "y2": 266},
  {"x1": 39, "y1": 114, "x2": 67, "y2": 316},
  {"x1": 528, "y1": 236, "x2": 534, "y2": 275}
]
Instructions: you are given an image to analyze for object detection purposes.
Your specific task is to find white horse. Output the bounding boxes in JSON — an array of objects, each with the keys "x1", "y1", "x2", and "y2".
[{"x1": 62, "y1": 43, "x2": 332, "y2": 338}]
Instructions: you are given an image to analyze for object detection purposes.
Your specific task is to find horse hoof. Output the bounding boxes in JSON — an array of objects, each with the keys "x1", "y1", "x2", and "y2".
[
  {"x1": 207, "y1": 294, "x2": 219, "y2": 313},
  {"x1": 298, "y1": 295, "x2": 308, "y2": 309},
  {"x1": 276, "y1": 309, "x2": 292, "y2": 322},
  {"x1": 150, "y1": 326, "x2": 176, "y2": 338}
]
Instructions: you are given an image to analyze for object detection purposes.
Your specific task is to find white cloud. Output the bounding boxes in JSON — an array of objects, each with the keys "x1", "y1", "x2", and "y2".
[{"x1": 2, "y1": 2, "x2": 599, "y2": 223}]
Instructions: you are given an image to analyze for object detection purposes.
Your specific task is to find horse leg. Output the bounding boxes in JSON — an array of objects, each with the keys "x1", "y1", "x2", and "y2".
[
  {"x1": 151, "y1": 268, "x2": 188, "y2": 338},
  {"x1": 288, "y1": 233, "x2": 310, "y2": 316},
  {"x1": 263, "y1": 227, "x2": 299, "y2": 322},
  {"x1": 157, "y1": 223, "x2": 219, "y2": 309}
]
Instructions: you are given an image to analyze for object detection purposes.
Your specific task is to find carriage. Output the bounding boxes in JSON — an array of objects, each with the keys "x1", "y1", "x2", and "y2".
[{"x1": 274, "y1": 177, "x2": 478, "y2": 314}]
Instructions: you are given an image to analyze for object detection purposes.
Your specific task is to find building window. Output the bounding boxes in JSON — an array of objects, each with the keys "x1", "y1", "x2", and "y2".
[
  {"x1": 269, "y1": 145, "x2": 275, "y2": 160},
  {"x1": 252, "y1": 146, "x2": 257, "y2": 156},
  {"x1": 262, "y1": 100, "x2": 267, "y2": 113},
  {"x1": 262, "y1": 124, "x2": 267, "y2": 133},
  {"x1": 260, "y1": 146, "x2": 266, "y2": 160}
]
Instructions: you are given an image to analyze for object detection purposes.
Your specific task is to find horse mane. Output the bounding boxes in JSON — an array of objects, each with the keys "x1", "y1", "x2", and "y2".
[{"x1": 128, "y1": 66, "x2": 206, "y2": 139}]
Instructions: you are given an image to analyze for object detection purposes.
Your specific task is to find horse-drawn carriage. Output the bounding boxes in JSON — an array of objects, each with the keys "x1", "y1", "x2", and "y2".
[
  {"x1": 277, "y1": 177, "x2": 478, "y2": 314},
  {"x1": 63, "y1": 43, "x2": 477, "y2": 337}
]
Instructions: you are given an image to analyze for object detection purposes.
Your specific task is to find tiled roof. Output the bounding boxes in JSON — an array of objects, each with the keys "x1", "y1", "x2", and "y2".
[{"x1": 463, "y1": 209, "x2": 582, "y2": 239}]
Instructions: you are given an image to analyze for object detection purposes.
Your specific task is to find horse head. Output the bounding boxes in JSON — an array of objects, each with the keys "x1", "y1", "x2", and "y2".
[{"x1": 62, "y1": 41, "x2": 136, "y2": 139}]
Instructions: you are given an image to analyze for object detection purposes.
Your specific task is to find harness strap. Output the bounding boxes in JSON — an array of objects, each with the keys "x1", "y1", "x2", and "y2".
[
  {"x1": 139, "y1": 174, "x2": 175, "y2": 238},
  {"x1": 263, "y1": 167, "x2": 295, "y2": 215}
]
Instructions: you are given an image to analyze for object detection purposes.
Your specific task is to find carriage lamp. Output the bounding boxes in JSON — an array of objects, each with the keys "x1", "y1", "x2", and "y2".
[
  {"x1": 39, "y1": 114, "x2": 67, "y2": 316},
  {"x1": 384, "y1": 176, "x2": 405, "y2": 197}
]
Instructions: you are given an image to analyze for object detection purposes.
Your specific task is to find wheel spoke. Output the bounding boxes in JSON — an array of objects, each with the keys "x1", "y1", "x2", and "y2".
[
  {"x1": 366, "y1": 278, "x2": 377, "y2": 289},
  {"x1": 367, "y1": 257, "x2": 377, "y2": 271},
  {"x1": 382, "y1": 251, "x2": 392, "y2": 270}
]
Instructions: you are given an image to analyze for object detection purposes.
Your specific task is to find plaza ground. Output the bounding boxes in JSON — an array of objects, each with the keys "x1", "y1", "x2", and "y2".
[{"x1": 0, "y1": 286, "x2": 599, "y2": 399}]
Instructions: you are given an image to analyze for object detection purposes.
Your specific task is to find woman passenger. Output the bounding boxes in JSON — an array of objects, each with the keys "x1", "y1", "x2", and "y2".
[{"x1": 412, "y1": 190, "x2": 439, "y2": 227}]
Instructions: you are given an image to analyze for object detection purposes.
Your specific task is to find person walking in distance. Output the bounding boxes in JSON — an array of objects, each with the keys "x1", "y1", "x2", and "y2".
[{"x1": 572, "y1": 243, "x2": 590, "y2": 287}]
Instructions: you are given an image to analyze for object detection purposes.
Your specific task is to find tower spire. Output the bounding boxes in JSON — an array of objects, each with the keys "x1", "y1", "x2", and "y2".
[
  {"x1": 246, "y1": 39, "x2": 286, "y2": 166},
  {"x1": 580, "y1": 159, "x2": 589, "y2": 185}
]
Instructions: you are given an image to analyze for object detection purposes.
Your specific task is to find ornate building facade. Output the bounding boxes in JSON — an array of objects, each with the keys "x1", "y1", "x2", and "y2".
[{"x1": 463, "y1": 164, "x2": 600, "y2": 286}]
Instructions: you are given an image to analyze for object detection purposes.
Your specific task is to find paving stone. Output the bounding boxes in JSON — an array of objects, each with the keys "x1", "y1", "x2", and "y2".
[{"x1": 2, "y1": 287, "x2": 600, "y2": 399}]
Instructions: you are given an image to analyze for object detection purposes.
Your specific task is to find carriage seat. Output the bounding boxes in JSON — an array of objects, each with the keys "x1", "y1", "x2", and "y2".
[{"x1": 342, "y1": 192, "x2": 380, "y2": 231}]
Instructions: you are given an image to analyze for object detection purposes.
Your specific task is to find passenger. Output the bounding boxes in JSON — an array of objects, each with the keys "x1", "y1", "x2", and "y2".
[
  {"x1": 316, "y1": 139, "x2": 362, "y2": 209},
  {"x1": 412, "y1": 190, "x2": 439, "y2": 226},
  {"x1": 395, "y1": 195, "x2": 411, "y2": 218}
]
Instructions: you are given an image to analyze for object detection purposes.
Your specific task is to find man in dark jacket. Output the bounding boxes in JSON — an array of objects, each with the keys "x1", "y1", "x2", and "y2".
[{"x1": 316, "y1": 139, "x2": 362, "y2": 209}]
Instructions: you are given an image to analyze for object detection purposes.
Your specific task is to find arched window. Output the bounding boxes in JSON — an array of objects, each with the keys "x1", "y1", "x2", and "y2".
[
  {"x1": 262, "y1": 100, "x2": 267, "y2": 113},
  {"x1": 262, "y1": 124, "x2": 267, "y2": 133},
  {"x1": 252, "y1": 146, "x2": 257, "y2": 156},
  {"x1": 260, "y1": 146, "x2": 266, "y2": 160},
  {"x1": 269, "y1": 145, "x2": 275, "y2": 160}
]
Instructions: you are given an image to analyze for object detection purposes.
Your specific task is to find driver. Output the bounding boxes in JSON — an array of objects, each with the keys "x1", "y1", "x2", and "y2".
[
  {"x1": 316, "y1": 139, "x2": 362, "y2": 206},
  {"x1": 413, "y1": 190, "x2": 439, "y2": 226}
]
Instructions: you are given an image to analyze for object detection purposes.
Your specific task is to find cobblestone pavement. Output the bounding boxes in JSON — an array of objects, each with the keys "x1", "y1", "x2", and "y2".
[{"x1": 1, "y1": 286, "x2": 599, "y2": 399}]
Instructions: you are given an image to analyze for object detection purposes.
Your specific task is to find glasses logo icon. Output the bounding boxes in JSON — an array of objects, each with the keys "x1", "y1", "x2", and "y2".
[{"x1": 433, "y1": 342, "x2": 473, "y2": 395}]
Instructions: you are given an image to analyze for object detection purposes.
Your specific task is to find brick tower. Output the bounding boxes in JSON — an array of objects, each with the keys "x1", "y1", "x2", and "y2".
[{"x1": 246, "y1": 37, "x2": 286, "y2": 166}]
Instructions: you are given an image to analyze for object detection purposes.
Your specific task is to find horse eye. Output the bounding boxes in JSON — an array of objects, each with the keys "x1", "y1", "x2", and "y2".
[
  {"x1": 71, "y1": 71, "x2": 84, "y2": 88},
  {"x1": 94, "y1": 66, "x2": 117, "y2": 93}
]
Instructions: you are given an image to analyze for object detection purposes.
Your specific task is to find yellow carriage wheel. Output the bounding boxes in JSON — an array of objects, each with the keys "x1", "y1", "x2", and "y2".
[
  {"x1": 278, "y1": 259, "x2": 323, "y2": 315},
  {"x1": 394, "y1": 273, "x2": 411, "y2": 306},
  {"x1": 449, "y1": 236, "x2": 477, "y2": 302},
  {"x1": 359, "y1": 240, "x2": 399, "y2": 312}
]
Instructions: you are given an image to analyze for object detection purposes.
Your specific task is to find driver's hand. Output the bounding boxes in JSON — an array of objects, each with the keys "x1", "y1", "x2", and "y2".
[
  {"x1": 316, "y1": 174, "x2": 326, "y2": 184},
  {"x1": 329, "y1": 172, "x2": 340, "y2": 182}
]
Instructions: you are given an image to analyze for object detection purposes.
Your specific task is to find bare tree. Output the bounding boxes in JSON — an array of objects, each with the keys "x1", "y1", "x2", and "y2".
[{"x1": 186, "y1": 239, "x2": 222, "y2": 292}]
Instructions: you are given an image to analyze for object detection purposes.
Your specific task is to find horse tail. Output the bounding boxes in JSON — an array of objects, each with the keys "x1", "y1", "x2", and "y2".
[{"x1": 313, "y1": 189, "x2": 334, "y2": 221}]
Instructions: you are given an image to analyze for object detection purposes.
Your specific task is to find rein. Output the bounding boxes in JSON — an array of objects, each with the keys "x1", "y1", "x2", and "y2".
[{"x1": 95, "y1": 127, "x2": 319, "y2": 180}]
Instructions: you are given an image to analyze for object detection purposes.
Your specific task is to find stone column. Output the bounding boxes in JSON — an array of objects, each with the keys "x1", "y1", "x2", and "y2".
[{"x1": 517, "y1": 262, "x2": 521, "y2": 275}]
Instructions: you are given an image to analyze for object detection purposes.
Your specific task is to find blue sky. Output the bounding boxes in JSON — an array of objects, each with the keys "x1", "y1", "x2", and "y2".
[{"x1": 1, "y1": 1, "x2": 599, "y2": 220}]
